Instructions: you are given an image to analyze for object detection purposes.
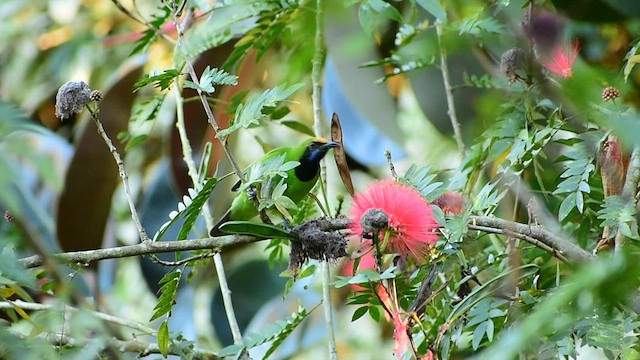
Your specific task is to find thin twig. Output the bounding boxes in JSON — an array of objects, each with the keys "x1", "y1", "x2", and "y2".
[
  {"x1": 435, "y1": 20, "x2": 465, "y2": 156},
  {"x1": 385, "y1": 150, "x2": 398, "y2": 180},
  {"x1": 614, "y1": 145, "x2": 640, "y2": 252},
  {"x1": 171, "y1": 7, "x2": 244, "y2": 344},
  {"x1": 88, "y1": 107, "x2": 150, "y2": 243},
  {"x1": 311, "y1": 0, "x2": 338, "y2": 358},
  {"x1": 172, "y1": 15, "x2": 245, "y2": 183},
  {"x1": 173, "y1": 80, "x2": 243, "y2": 344},
  {"x1": 148, "y1": 251, "x2": 217, "y2": 267},
  {"x1": 1, "y1": 300, "x2": 156, "y2": 335}
]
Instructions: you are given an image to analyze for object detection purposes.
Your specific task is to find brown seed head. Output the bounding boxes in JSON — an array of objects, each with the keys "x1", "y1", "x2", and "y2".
[{"x1": 602, "y1": 86, "x2": 620, "y2": 101}]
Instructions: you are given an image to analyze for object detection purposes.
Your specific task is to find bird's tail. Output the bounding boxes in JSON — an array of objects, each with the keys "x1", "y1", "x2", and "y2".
[{"x1": 209, "y1": 209, "x2": 232, "y2": 237}]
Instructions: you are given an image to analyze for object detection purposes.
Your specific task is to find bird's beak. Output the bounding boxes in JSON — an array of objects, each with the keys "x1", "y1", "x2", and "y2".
[{"x1": 323, "y1": 141, "x2": 340, "y2": 150}]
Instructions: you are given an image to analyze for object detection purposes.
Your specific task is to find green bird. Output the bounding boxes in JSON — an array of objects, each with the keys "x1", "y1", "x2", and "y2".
[{"x1": 210, "y1": 137, "x2": 340, "y2": 236}]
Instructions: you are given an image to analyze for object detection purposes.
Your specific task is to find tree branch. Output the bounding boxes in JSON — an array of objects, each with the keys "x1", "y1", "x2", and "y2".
[
  {"x1": 18, "y1": 235, "x2": 258, "y2": 268},
  {"x1": 0, "y1": 300, "x2": 156, "y2": 335},
  {"x1": 17, "y1": 216, "x2": 588, "y2": 271},
  {"x1": 11, "y1": 330, "x2": 219, "y2": 359},
  {"x1": 469, "y1": 216, "x2": 594, "y2": 263}
]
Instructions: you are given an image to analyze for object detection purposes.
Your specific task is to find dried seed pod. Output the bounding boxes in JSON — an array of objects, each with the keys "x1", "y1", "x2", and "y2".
[
  {"x1": 500, "y1": 48, "x2": 525, "y2": 83},
  {"x1": 360, "y1": 208, "x2": 389, "y2": 234},
  {"x1": 55, "y1": 81, "x2": 91, "y2": 120}
]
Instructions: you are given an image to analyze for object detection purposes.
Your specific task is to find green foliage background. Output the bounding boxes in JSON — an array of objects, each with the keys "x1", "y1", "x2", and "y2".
[{"x1": 2, "y1": 0, "x2": 640, "y2": 359}]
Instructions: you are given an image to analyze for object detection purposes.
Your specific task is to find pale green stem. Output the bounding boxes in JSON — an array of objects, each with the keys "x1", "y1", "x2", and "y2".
[
  {"x1": 436, "y1": 20, "x2": 465, "y2": 156},
  {"x1": 311, "y1": 0, "x2": 338, "y2": 358},
  {"x1": 173, "y1": 83, "x2": 243, "y2": 344},
  {"x1": 88, "y1": 108, "x2": 149, "y2": 242}
]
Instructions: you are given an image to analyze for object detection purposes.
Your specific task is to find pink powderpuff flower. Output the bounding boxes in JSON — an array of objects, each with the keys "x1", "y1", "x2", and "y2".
[
  {"x1": 377, "y1": 283, "x2": 410, "y2": 359},
  {"x1": 433, "y1": 191, "x2": 465, "y2": 216},
  {"x1": 542, "y1": 41, "x2": 579, "y2": 78},
  {"x1": 349, "y1": 180, "x2": 439, "y2": 262},
  {"x1": 392, "y1": 313, "x2": 410, "y2": 359}
]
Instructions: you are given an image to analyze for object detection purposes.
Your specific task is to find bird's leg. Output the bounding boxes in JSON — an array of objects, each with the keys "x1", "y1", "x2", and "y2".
[{"x1": 281, "y1": 217, "x2": 292, "y2": 232}]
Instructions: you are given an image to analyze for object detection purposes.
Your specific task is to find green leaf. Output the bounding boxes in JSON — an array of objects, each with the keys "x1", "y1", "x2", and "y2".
[
  {"x1": 624, "y1": 44, "x2": 640, "y2": 82},
  {"x1": 402, "y1": 164, "x2": 445, "y2": 202},
  {"x1": 279, "y1": 119, "x2": 315, "y2": 136},
  {"x1": 218, "y1": 221, "x2": 296, "y2": 239},
  {"x1": 130, "y1": 7, "x2": 171, "y2": 55},
  {"x1": 134, "y1": 69, "x2": 181, "y2": 92},
  {"x1": 368, "y1": 0, "x2": 403, "y2": 22},
  {"x1": 150, "y1": 270, "x2": 182, "y2": 321},
  {"x1": 472, "y1": 320, "x2": 488, "y2": 350},
  {"x1": 183, "y1": 66, "x2": 238, "y2": 94},
  {"x1": 176, "y1": 2, "x2": 274, "y2": 63},
  {"x1": 217, "y1": 83, "x2": 304, "y2": 138},
  {"x1": 217, "y1": 305, "x2": 311, "y2": 357},
  {"x1": 558, "y1": 192, "x2": 577, "y2": 221},
  {"x1": 352, "y1": 306, "x2": 368, "y2": 321},
  {"x1": 130, "y1": 93, "x2": 166, "y2": 124},
  {"x1": 368, "y1": 305, "x2": 381, "y2": 322},
  {"x1": 0, "y1": 248, "x2": 36, "y2": 288},
  {"x1": 416, "y1": 0, "x2": 447, "y2": 22},
  {"x1": 124, "y1": 134, "x2": 148, "y2": 151},
  {"x1": 158, "y1": 320, "x2": 170, "y2": 358},
  {"x1": 220, "y1": 3, "x2": 299, "y2": 71}
]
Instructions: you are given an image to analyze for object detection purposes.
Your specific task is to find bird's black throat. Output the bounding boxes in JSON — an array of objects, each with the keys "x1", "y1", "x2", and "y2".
[
  {"x1": 295, "y1": 158, "x2": 320, "y2": 182},
  {"x1": 294, "y1": 141, "x2": 338, "y2": 182}
]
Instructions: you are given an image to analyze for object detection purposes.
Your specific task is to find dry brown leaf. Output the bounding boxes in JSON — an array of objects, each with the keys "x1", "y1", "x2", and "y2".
[{"x1": 330, "y1": 113, "x2": 354, "y2": 196}]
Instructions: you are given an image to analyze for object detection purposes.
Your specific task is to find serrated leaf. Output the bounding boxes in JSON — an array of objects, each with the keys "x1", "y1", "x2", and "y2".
[
  {"x1": 134, "y1": 69, "x2": 181, "y2": 92},
  {"x1": 217, "y1": 305, "x2": 310, "y2": 358},
  {"x1": 218, "y1": 221, "x2": 296, "y2": 239},
  {"x1": 221, "y1": 3, "x2": 299, "y2": 71},
  {"x1": 176, "y1": 3, "x2": 274, "y2": 64},
  {"x1": 184, "y1": 66, "x2": 238, "y2": 93},
  {"x1": 154, "y1": 177, "x2": 218, "y2": 241},
  {"x1": 150, "y1": 270, "x2": 182, "y2": 321},
  {"x1": 402, "y1": 164, "x2": 444, "y2": 201},
  {"x1": 217, "y1": 83, "x2": 304, "y2": 138},
  {"x1": 158, "y1": 320, "x2": 170, "y2": 358},
  {"x1": 131, "y1": 93, "x2": 166, "y2": 124},
  {"x1": 130, "y1": 7, "x2": 171, "y2": 55}
]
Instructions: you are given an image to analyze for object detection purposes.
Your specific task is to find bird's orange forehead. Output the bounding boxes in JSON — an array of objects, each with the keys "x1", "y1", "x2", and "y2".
[{"x1": 313, "y1": 137, "x2": 329, "y2": 143}]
